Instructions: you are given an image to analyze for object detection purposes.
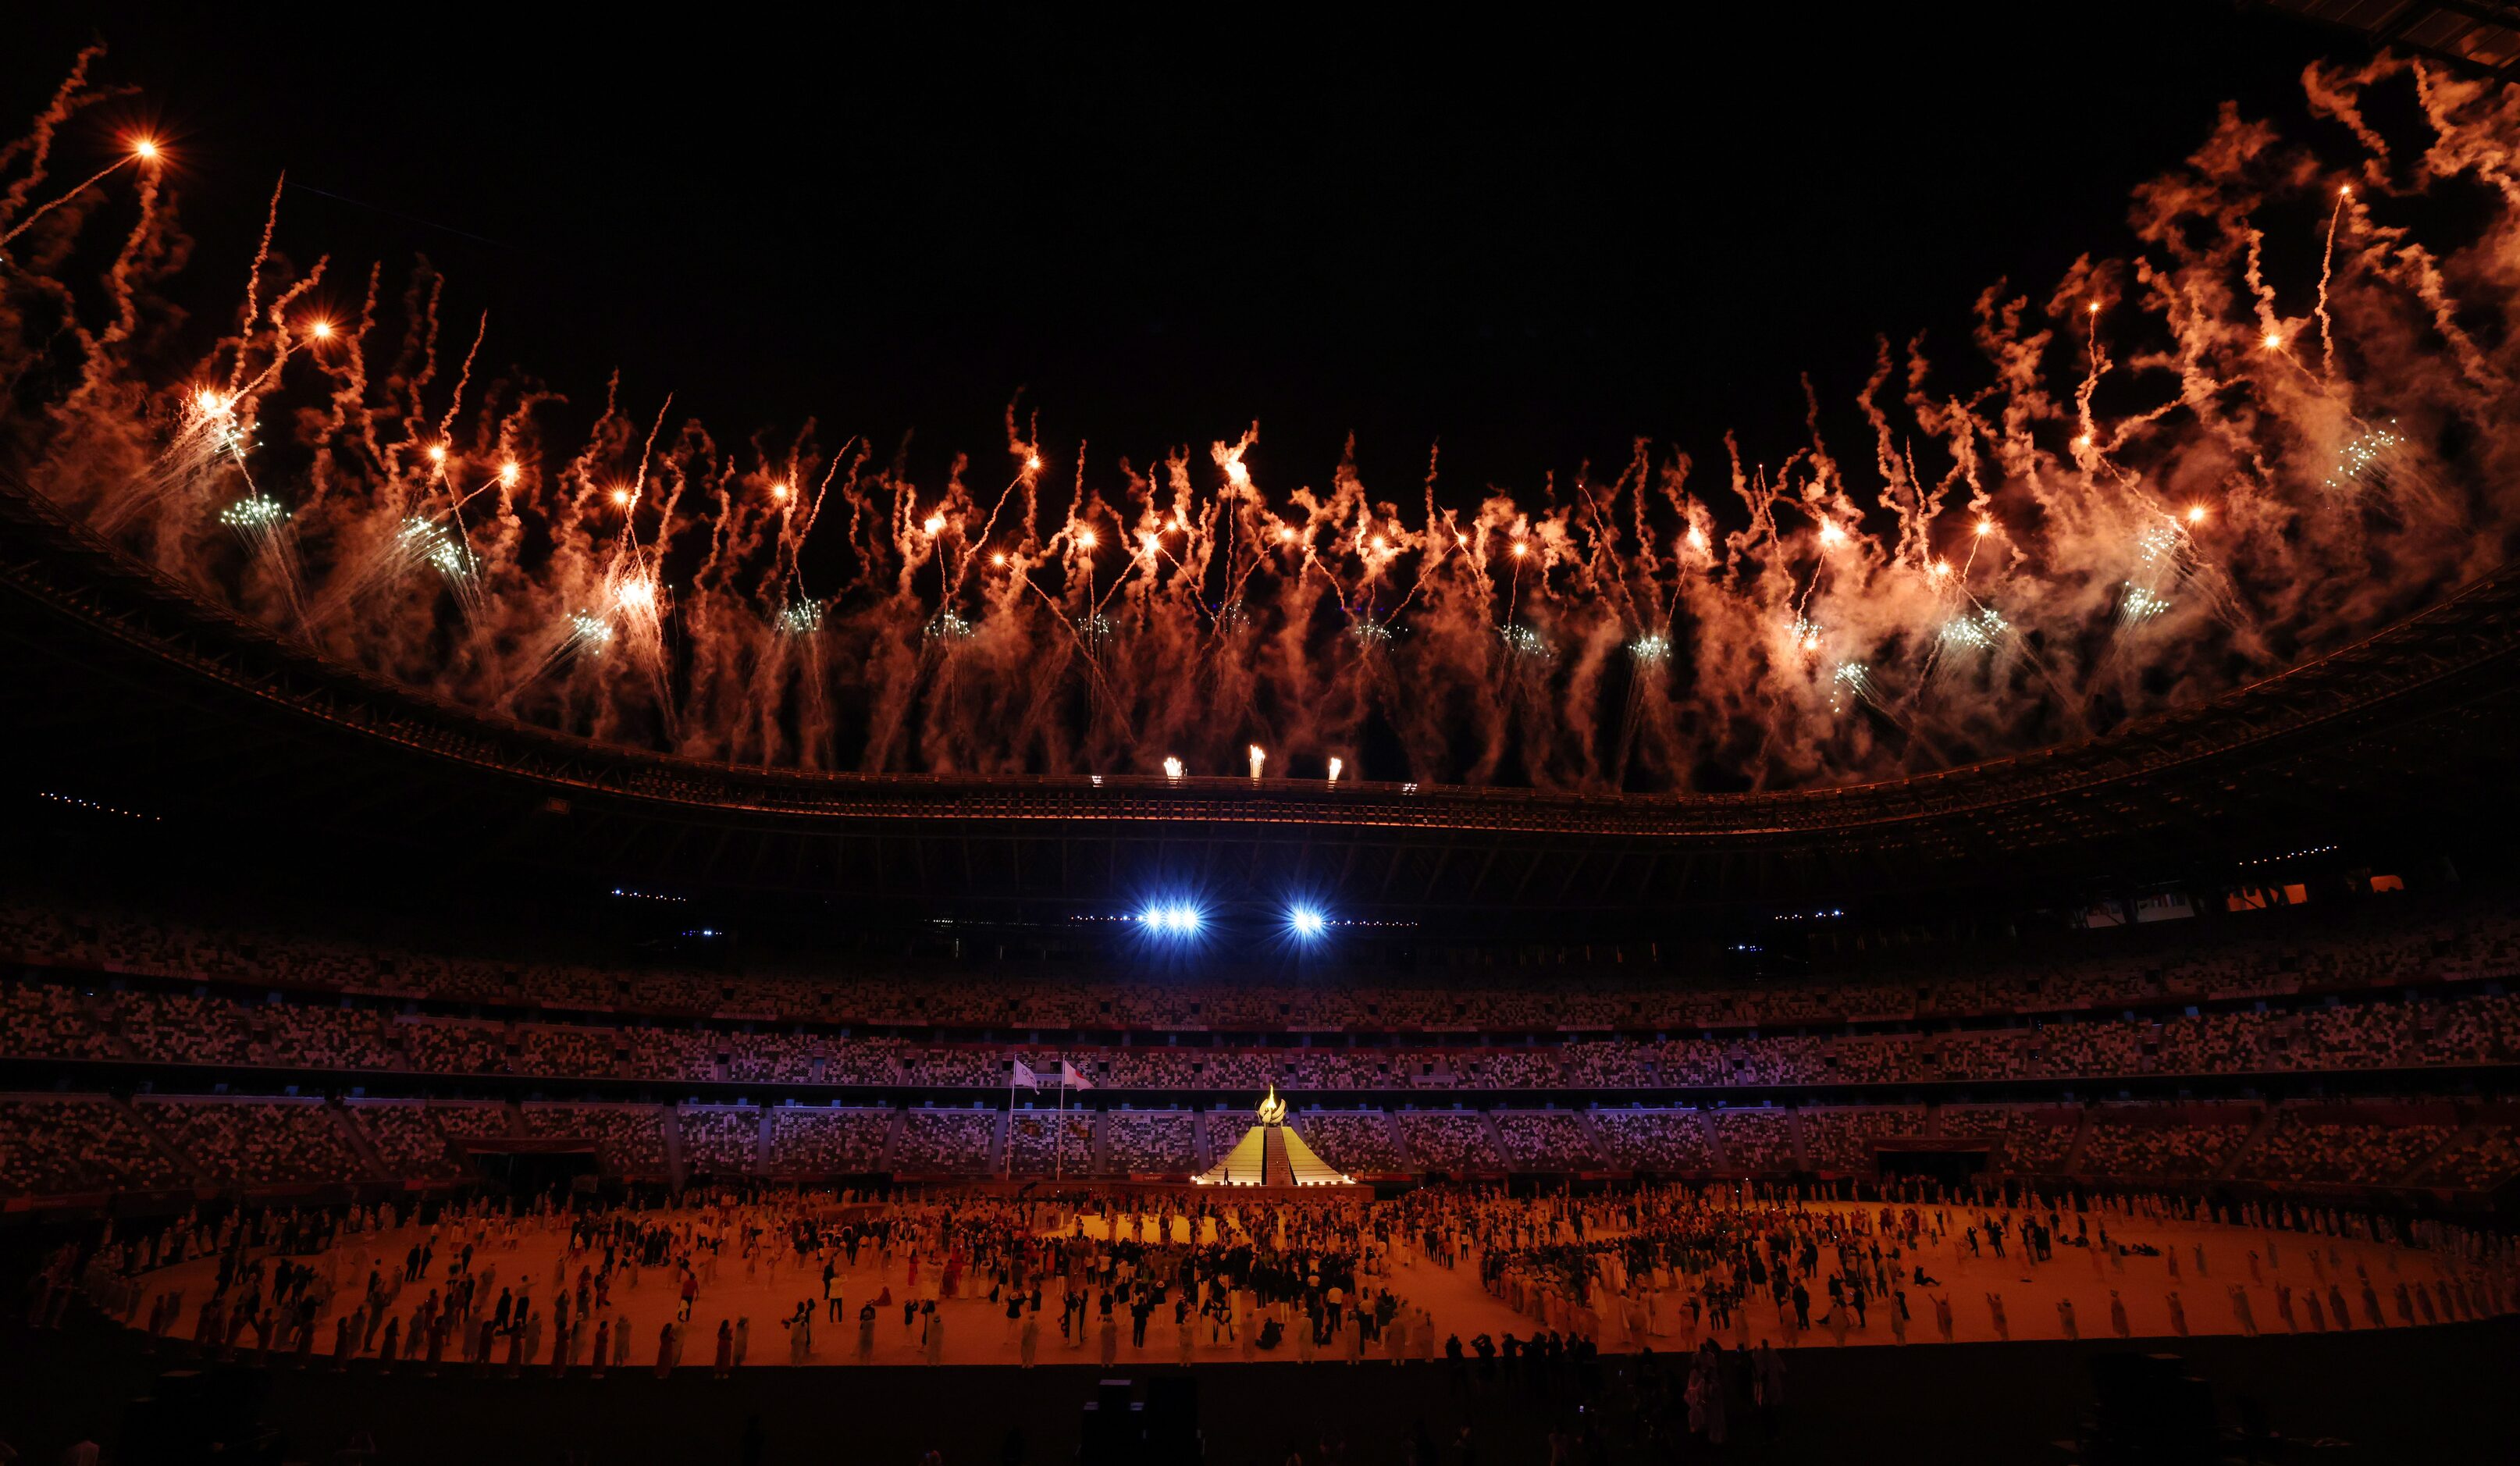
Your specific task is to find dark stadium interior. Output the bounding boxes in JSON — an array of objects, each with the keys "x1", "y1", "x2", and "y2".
[{"x1": 11, "y1": 5, "x2": 2520, "y2": 1466}]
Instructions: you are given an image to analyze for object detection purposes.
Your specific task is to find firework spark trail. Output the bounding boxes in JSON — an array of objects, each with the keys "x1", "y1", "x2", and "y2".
[
  {"x1": 8, "y1": 53, "x2": 2520, "y2": 789},
  {"x1": 0, "y1": 45, "x2": 106, "y2": 230},
  {"x1": 52, "y1": 146, "x2": 163, "y2": 422},
  {"x1": 2316, "y1": 185, "x2": 2349, "y2": 375},
  {"x1": 0, "y1": 153, "x2": 138, "y2": 254},
  {"x1": 433, "y1": 312, "x2": 487, "y2": 468}
]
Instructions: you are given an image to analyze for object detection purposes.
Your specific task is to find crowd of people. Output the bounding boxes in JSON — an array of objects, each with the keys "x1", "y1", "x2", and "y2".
[
  {"x1": 1450, "y1": 1179, "x2": 2520, "y2": 1384},
  {"x1": 1590, "y1": 1112, "x2": 1719, "y2": 1172},
  {"x1": 5, "y1": 889, "x2": 2519, "y2": 1212},
  {"x1": 2237, "y1": 1112, "x2": 2461, "y2": 1187},
  {"x1": 11, "y1": 969, "x2": 2518, "y2": 1096},
  {"x1": 1104, "y1": 1112, "x2": 1197, "y2": 1173},
  {"x1": 134, "y1": 1099, "x2": 368, "y2": 1188},
  {"x1": 2074, "y1": 1109, "x2": 2262, "y2": 1180},
  {"x1": 26, "y1": 1183, "x2": 1453, "y2": 1377},
  {"x1": 7, "y1": 1093, "x2": 2520, "y2": 1199},
  {"x1": 7, "y1": 890, "x2": 2518, "y2": 1059},
  {"x1": 9, "y1": 1172, "x2": 2513, "y2": 1427}
]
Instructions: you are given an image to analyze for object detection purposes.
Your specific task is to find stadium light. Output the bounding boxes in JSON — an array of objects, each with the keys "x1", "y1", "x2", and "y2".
[
  {"x1": 1288, "y1": 906, "x2": 1326, "y2": 939},
  {"x1": 1139, "y1": 902, "x2": 1203, "y2": 936}
]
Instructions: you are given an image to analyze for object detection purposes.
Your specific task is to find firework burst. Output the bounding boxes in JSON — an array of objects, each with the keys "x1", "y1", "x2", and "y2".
[{"x1": 2, "y1": 52, "x2": 2515, "y2": 792}]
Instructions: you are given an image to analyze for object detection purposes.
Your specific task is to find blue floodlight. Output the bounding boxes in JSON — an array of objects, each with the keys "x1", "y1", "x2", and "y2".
[
  {"x1": 1140, "y1": 902, "x2": 1204, "y2": 935},
  {"x1": 1288, "y1": 906, "x2": 1327, "y2": 939}
]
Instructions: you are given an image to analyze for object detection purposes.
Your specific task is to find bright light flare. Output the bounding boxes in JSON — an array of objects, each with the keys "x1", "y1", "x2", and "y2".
[
  {"x1": 1138, "y1": 903, "x2": 1204, "y2": 935},
  {"x1": 1817, "y1": 521, "x2": 1847, "y2": 546},
  {"x1": 1077, "y1": 529, "x2": 1098, "y2": 550},
  {"x1": 308, "y1": 319, "x2": 334, "y2": 340},
  {"x1": 615, "y1": 576, "x2": 656, "y2": 610},
  {"x1": 1511, "y1": 541, "x2": 1528, "y2": 558},
  {"x1": 1326, "y1": 756, "x2": 1343, "y2": 785},
  {"x1": 991, "y1": 551, "x2": 1008, "y2": 568},
  {"x1": 924, "y1": 513, "x2": 947, "y2": 536},
  {"x1": 427, "y1": 444, "x2": 448, "y2": 464},
  {"x1": 131, "y1": 138, "x2": 159, "y2": 162},
  {"x1": 609, "y1": 488, "x2": 632, "y2": 507},
  {"x1": 2186, "y1": 504, "x2": 2209, "y2": 524},
  {"x1": 770, "y1": 480, "x2": 789, "y2": 501},
  {"x1": 2262, "y1": 330, "x2": 2284, "y2": 350},
  {"x1": 499, "y1": 461, "x2": 519, "y2": 486},
  {"x1": 1225, "y1": 461, "x2": 1250, "y2": 487},
  {"x1": 1928, "y1": 560, "x2": 1950, "y2": 578},
  {"x1": 1975, "y1": 518, "x2": 1994, "y2": 537},
  {"x1": 1162, "y1": 756, "x2": 1183, "y2": 780},
  {"x1": 1288, "y1": 906, "x2": 1326, "y2": 939},
  {"x1": 1248, "y1": 744, "x2": 1266, "y2": 779},
  {"x1": 1023, "y1": 454, "x2": 1042, "y2": 471}
]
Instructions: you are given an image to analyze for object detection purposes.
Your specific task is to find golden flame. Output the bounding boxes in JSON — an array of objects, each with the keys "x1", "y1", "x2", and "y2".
[{"x1": 1257, "y1": 1083, "x2": 1286, "y2": 1126}]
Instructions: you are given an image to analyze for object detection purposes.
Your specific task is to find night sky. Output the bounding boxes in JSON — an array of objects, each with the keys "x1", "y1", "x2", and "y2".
[{"x1": 9, "y1": 7, "x2": 2353, "y2": 502}]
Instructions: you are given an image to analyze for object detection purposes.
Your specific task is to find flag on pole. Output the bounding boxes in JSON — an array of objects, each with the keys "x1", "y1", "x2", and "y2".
[
  {"x1": 1011, "y1": 1059, "x2": 1041, "y2": 1091},
  {"x1": 1059, "y1": 1059, "x2": 1093, "y2": 1091}
]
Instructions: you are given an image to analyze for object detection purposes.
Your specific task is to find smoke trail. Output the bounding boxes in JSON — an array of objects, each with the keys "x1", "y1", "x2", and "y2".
[
  {"x1": 6, "y1": 52, "x2": 2520, "y2": 792},
  {"x1": 0, "y1": 44, "x2": 107, "y2": 233}
]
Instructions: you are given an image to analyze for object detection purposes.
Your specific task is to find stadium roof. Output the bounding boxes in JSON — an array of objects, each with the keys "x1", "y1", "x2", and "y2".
[
  {"x1": 5, "y1": 476, "x2": 2519, "y2": 919},
  {"x1": 2254, "y1": 1, "x2": 2520, "y2": 80}
]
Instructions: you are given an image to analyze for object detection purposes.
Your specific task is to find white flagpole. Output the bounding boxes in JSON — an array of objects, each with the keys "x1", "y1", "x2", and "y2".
[
  {"x1": 1007, "y1": 1064, "x2": 1016, "y2": 1181},
  {"x1": 1054, "y1": 1063, "x2": 1066, "y2": 1182}
]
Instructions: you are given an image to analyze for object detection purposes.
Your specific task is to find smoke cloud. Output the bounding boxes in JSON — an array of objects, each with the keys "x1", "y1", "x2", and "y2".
[{"x1": 4, "y1": 55, "x2": 2515, "y2": 792}]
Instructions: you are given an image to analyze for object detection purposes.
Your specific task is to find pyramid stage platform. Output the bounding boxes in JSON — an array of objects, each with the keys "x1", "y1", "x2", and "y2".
[
  {"x1": 1189, "y1": 1086, "x2": 1365, "y2": 1193},
  {"x1": 868, "y1": 1176, "x2": 1375, "y2": 1201},
  {"x1": 879, "y1": 1091, "x2": 1372, "y2": 1197}
]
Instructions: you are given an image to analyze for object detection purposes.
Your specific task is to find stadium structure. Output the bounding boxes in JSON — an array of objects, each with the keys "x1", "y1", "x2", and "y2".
[
  {"x1": 11, "y1": 12, "x2": 2520, "y2": 1464},
  {"x1": 2, "y1": 461, "x2": 2518, "y2": 1206}
]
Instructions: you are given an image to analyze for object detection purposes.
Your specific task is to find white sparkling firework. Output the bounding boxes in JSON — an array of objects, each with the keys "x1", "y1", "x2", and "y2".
[
  {"x1": 2324, "y1": 420, "x2": 2408, "y2": 495},
  {"x1": 569, "y1": 610, "x2": 615, "y2": 653},
  {"x1": 2134, "y1": 525, "x2": 2180, "y2": 574},
  {"x1": 217, "y1": 493, "x2": 289, "y2": 531},
  {"x1": 1498, "y1": 622, "x2": 1551, "y2": 660},
  {"x1": 2120, "y1": 585, "x2": 2173, "y2": 621},
  {"x1": 398, "y1": 516, "x2": 474, "y2": 582},
  {"x1": 9, "y1": 53, "x2": 2516, "y2": 793},
  {"x1": 2115, "y1": 521, "x2": 2190, "y2": 625},
  {"x1": 1940, "y1": 605, "x2": 2009, "y2": 650}
]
